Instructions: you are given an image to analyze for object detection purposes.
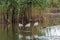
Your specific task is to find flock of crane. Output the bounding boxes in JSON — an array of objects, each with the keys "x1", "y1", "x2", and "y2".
[
  {"x1": 18, "y1": 21, "x2": 39, "y2": 27},
  {"x1": 18, "y1": 15, "x2": 43, "y2": 28}
]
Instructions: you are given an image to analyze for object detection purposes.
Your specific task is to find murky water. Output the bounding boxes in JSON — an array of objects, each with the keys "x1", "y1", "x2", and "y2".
[
  {"x1": 38, "y1": 25, "x2": 60, "y2": 40},
  {"x1": 18, "y1": 25, "x2": 60, "y2": 40},
  {"x1": 0, "y1": 24, "x2": 60, "y2": 40}
]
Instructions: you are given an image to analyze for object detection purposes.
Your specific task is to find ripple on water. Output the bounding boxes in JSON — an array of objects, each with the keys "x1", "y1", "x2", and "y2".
[{"x1": 18, "y1": 25, "x2": 60, "y2": 40}]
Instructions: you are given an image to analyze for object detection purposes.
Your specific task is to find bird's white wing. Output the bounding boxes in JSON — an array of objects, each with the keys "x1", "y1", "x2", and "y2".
[
  {"x1": 19, "y1": 23, "x2": 23, "y2": 27},
  {"x1": 34, "y1": 22, "x2": 38, "y2": 26},
  {"x1": 25, "y1": 23, "x2": 30, "y2": 27}
]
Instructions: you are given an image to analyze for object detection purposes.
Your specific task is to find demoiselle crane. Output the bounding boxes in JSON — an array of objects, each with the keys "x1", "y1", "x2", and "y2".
[
  {"x1": 19, "y1": 23, "x2": 23, "y2": 27},
  {"x1": 34, "y1": 22, "x2": 39, "y2": 27},
  {"x1": 25, "y1": 23, "x2": 31, "y2": 27}
]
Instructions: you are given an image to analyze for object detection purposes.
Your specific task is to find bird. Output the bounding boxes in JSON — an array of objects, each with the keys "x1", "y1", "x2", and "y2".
[
  {"x1": 25, "y1": 23, "x2": 31, "y2": 27},
  {"x1": 34, "y1": 22, "x2": 39, "y2": 27},
  {"x1": 18, "y1": 23, "x2": 23, "y2": 27}
]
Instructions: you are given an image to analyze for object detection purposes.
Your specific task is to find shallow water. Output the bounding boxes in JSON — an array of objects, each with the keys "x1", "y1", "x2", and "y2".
[
  {"x1": 18, "y1": 25, "x2": 60, "y2": 40},
  {"x1": 0, "y1": 24, "x2": 60, "y2": 40}
]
